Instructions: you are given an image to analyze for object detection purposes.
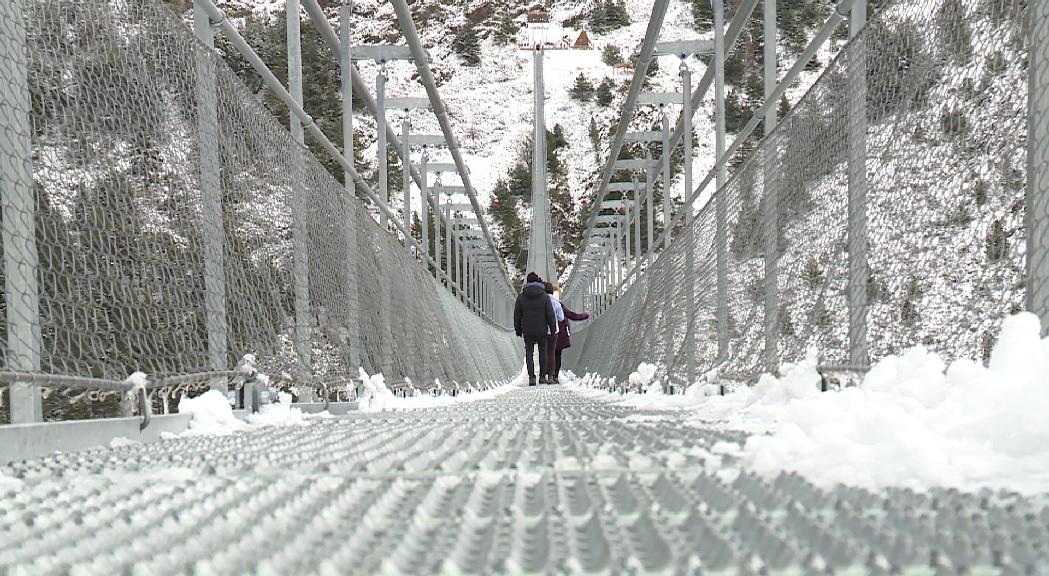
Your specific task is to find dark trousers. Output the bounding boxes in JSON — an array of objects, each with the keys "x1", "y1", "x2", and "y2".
[
  {"x1": 524, "y1": 335, "x2": 547, "y2": 379},
  {"x1": 552, "y1": 347, "x2": 564, "y2": 378},
  {"x1": 545, "y1": 335, "x2": 558, "y2": 378}
]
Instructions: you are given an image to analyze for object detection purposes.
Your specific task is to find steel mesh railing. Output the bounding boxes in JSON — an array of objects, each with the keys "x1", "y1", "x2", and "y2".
[
  {"x1": 567, "y1": 0, "x2": 1038, "y2": 386},
  {"x1": 1030, "y1": 0, "x2": 1049, "y2": 334},
  {"x1": 0, "y1": 0, "x2": 518, "y2": 423}
]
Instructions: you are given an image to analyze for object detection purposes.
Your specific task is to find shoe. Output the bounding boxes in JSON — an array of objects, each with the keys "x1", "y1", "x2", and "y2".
[
  {"x1": 537, "y1": 375, "x2": 547, "y2": 385},
  {"x1": 552, "y1": 376, "x2": 560, "y2": 384},
  {"x1": 528, "y1": 376, "x2": 536, "y2": 386}
]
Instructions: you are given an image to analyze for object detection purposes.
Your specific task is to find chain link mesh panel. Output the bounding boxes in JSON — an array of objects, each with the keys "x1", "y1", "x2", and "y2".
[
  {"x1": 0, "y1": 0, "x2": 518, "y2": 422},
  {"x1": 1030, "y1": 0, "x2": 1049, "y2": 333},
  {"x1": 567, "y1": 0, "x2": 1033, "y2": 385}
]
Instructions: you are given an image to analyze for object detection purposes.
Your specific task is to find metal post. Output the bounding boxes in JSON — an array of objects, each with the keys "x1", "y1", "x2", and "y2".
[
  {"x1": 420, "y1": 147, "x2": 429, "y2": 263},
  {"x1": 402, "y1": 115, "x2": 411, "y2": 235},
  {"x1": 623, "y1": 206, "x2": 632, "y2": 280},
  {"x1": 846, "y1": 0, "x2": 869, "y2": 365},
  {"x1": 661, "y1": 105, "x2": 672, "y2": 249},
  {"x1": 762, "y1": 0, "x2": 779, "y2": 372},
  {"x1": 340, "y1": 0, "x2": 361, "y2": 370},
  {"x1": 1031, "y1": 0, "x2": 1049, "y2": 334},
  {"x1": 445, "y1": 196, "x2": 453, "y2": 290},
  {"x1": 1, "y1": 0, "x2": 41, "y2": 423},
  {"x1": 645, "y1": 149, "x2": 655, "y2": 267},
  {"x1": 472, "y1": 255, "x2": 478, "y2": 310},
  {"x1": 458, "y1": 231, "x2": 465, "y2": 301},
  {"x1": 379, "y1": 248, "x2": 395, "y2": 377},
  {"x1": 466, "y1": 247, "x2": 473, "y2": 306},
  {"x1": 713, "y1": 0, "x2": 729, "y2": 363},
  {"x1": 376, "y1": 65, "x2": 388, "y2": 229},
  {"x1": 529, "y1": 46, "x2": 552, "y2": 280},
  {"x1": 287, "y1": 0, "x2": 313, "y2": 379},
  {"x1": 192, "y1": 3, "x2": 229, "y2": 395},
  {"x1": 681, "y1": 61, "x2": 696, "y2": 385},
  {"x1": 433, "y1": 177, "x2": 442, "y2": 281},
  {"x1": 600, "y1": 261, "x2": 608, "y2": 312},
  {"x1": 473, "y1": 259, "x2": 479, "y2": 312},
  {"x1": 633, "y1": 175, "x2": 642, "y2": 277}
]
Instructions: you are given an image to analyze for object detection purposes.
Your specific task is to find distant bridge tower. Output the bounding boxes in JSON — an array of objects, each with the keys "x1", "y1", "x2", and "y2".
[
  {"x1": 527, "y1": 8, "x2": 550, "y2": 48},
  {"x1": 527, "y1": 43, "x2": 554, "y2": 282}
]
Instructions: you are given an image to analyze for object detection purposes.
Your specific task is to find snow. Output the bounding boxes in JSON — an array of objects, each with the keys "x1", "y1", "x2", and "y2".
[
  {"x1": 355, "y1": 368, "x2": 521, "y2": 412},
  {"x1": 109, "y1": 437, "x2": 140, "y2": 448},
  {"x1": 737, "y1": 312, "x2": 1049, "y2": 494},
  {"x1": 577, "y1": 313, "x2": 1049, "y2": 494},
  {"x1": 175, "y1": 389, "x2": 250, "y2": 436},
  {"x1": 0, "y1": 469, "x2": 21, "y2": 489},
  {"x1": 355, "y1": 368, "x2": 398, "y2": 412},
  {"x1": 246, "y1": 392, "x2": 310, "y2": 427}
]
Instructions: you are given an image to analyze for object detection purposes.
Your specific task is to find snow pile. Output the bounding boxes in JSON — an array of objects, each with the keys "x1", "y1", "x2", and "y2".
[
  {"x1": 744, "y1": 348, "x2": 822, "y2": 407},
  {"x1": 247, "y1": 391, "x2": 309, "y2": 427},
  {"x1": 109, "y1": 437, "x2": 140, "y2": 448},
  {"x1": 176, "y1": 389, "x2": 249, "y2": 436},
  {"x1": 628, "y1": 363, "x2": 660, "y2": 393},
  {"x1": 740, "y1": 313, "x2": 1049, "y2": 493},
  {"x1": 356, "y1": 368, "x2": 398, "y2": 412},
  {"x1": 0, "y1": 469, "x2": 22, "y2": 489},
  {"x1": 355, "y1": 368, "x2": 517, "y2": 412}
]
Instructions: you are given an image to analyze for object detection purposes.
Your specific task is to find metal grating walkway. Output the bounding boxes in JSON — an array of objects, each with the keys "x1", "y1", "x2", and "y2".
[{"x1": 2, "y1": 386, "x2": 1048, "y2": 574}]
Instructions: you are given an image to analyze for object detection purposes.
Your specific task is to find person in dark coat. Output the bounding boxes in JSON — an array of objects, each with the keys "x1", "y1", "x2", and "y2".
[
  {"x1": 552, "y1": 291, "x2": 589, "y2": 382},
  {"x1": 514, "y1": 272, "x2": 558, "y2": 385}
]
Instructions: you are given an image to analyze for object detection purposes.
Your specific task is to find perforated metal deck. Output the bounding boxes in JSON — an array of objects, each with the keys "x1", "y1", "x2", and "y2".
[{"x1": 2, "y1": 386, "x2": 1048, "y2": 575}]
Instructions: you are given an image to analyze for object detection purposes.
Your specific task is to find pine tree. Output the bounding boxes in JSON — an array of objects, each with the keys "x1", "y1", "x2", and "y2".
[
  {"x1": 690, "y1": 0, "x2": 714, "y2": 31},
  {"x1": 937, "y1": 0, "x2": 973, "y2": 64},
  {"x1": 569, "y1": 72, "x2": 595, "y2": 102},
  {"x1": 605, "y1": 0, "x2": 630, "y2": 29},
  {"x1": 590, "y1": 1, "x2": 608, "y2": 32},
  {"x1": 492, "y1": 6, "x2": 519, "y2": 45},
  {"x1": 548, "y1": 124, "x2": 569, "y2": 150},
  {"x1": 940, "y1": 108, "x2": 970, "y2": 138},
  {"x1": 508, "y1": 160, "x2": 531, "y2": 198},
  {"x1": 452, "y1": 25, "x2": 481, "y2": 66},
  {"x1": 985, "y1": 218, "x2": 1008, "y2": 261},
  {"x1": 596, "y1": 78, "x2": 615, "y2": 107},
  {"x1": 730, "y1": 172, "x2": 761, "y2": 258},
  {"x1": 724, "y1": 89, "x2": 751, "y2": 133},
  {"x1": 602, "y1": 44, "x2": 622, "y2": 67},
  {"x1": 588, "y1": 118, "x2": 602, "y2": 162},
  {"x1": 778, "y1": 94, "x2": 791, "y2": 118}
]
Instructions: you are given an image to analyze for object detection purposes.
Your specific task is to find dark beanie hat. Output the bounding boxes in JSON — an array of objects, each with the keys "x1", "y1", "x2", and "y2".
[{"x1": 526, "y1": 272, "x2": 541, "y2": 283}]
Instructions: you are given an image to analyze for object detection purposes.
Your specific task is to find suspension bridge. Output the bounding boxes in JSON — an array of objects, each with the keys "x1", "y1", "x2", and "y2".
[{"x1": 1, "y1": 0, "x2": 1048, "y2": 572}]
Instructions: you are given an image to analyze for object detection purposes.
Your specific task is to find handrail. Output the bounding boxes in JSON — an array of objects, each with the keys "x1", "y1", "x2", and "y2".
[{"x1": 0, "y1": 371, "x2": 153, "y2": 430}]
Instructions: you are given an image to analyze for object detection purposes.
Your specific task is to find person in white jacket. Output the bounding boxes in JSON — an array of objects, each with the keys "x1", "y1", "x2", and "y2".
[{"x1": 543, "y1": 282, "x2": 565, "y2": 384}]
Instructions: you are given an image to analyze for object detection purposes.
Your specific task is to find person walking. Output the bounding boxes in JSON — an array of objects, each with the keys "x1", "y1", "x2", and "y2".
[
  {"x1": 552, "y1": 289, "x2": 589, "y2": 383},
  {"x1": 543, "y1": 282, "x2": 564, "y2": 383},
  {"x1": 514, "y1": 272, "x2": 557, "y2": 385}
]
